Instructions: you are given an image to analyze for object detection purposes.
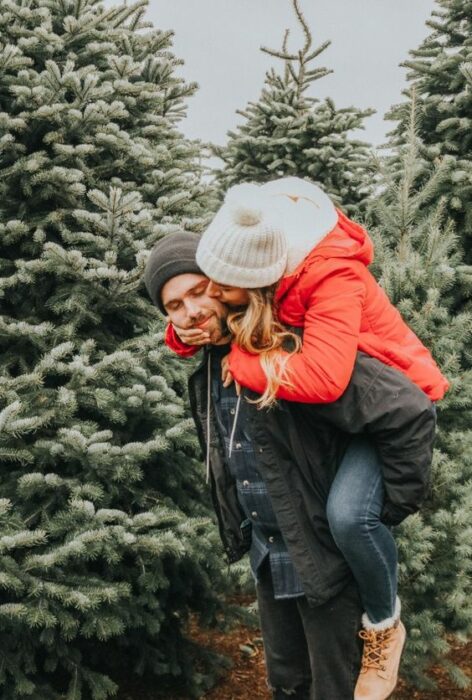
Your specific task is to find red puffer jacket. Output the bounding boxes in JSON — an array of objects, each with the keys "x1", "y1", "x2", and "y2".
[{"x1": 166, "y1": 210, "x2": 449, "y2": 403}]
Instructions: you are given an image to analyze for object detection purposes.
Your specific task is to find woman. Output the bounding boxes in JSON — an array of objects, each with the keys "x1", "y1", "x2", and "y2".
[{"x1": 166, "y1": 177, "x2": 448, "y2": 700}]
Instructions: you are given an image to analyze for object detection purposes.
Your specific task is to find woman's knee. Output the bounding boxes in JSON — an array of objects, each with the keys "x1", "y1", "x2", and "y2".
[
  {"x1": 326, "y1": 494, "x2": 365, "y2": 543},
  {"x1": 327, "y1": 441, "x2": 384, "y2": 542}
]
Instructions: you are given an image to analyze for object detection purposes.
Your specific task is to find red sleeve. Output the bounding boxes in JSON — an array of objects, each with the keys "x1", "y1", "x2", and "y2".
[
  {"x1": 227, "y1": 264, "x2": 366, "y2": 403},
  {"x1": 165, "y1": 323, "x2": 201, "y2": 358}
]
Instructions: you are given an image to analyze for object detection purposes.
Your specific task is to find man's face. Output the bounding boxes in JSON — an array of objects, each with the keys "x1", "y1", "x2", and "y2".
[{"x1": 161, "y1": 273, "x2": 229, "y2": 343}]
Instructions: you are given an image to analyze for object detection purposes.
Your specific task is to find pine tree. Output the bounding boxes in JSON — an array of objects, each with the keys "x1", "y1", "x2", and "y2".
[
  {"x1": 366, "y1": 113, "x2": 472, "y2": 689},
  {"x1": 386, "y1": 0, "x2": 472, "y2": 262},
  {"x1": 0, "y1": 1, "x2": 225, "y2": 698},
  {"x1": 214, "y1": 0, "x2": 375, "y2": 216}
]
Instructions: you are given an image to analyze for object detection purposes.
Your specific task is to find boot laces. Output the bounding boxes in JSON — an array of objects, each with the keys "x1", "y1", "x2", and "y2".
[{"x1": 359, "y1": 628, "x2": 394, "y2": 672}]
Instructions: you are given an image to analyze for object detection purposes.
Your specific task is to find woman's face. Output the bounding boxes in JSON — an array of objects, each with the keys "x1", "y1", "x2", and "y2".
[{"x1": 206, "y1": 280, "x2": 250, "y2": 307}]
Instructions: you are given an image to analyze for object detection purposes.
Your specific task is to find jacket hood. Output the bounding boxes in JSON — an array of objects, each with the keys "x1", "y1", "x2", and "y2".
[{"x1": 275, "y1": 209, "x2": 374, "y2": 304}]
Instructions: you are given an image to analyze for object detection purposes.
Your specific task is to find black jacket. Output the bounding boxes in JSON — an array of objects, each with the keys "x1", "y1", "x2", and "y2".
[{"x1": 188, "y1": 350, "x2": 436, "y2": 606}]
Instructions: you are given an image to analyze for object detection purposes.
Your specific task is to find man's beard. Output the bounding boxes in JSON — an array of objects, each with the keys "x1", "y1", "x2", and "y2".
[
  {"x1": 209, "y1": 315, "x2": 231, "y2": 344},
  {"x1": 220, "y1": 317, "x2": 229, "y2": 338}
]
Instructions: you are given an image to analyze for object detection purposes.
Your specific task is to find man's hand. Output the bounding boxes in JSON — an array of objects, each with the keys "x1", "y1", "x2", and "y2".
[
  {"x1": 170, "y1": 321, "x2": 210, "y2": 346},
  {"x1": 221, "y1": 355, "x2": 241, "y2": 395}
]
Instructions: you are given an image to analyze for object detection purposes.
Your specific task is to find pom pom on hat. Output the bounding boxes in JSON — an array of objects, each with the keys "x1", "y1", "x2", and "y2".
[
  {"x1": 225, "y1": 183, "x2": 268, "y2": 227},
  {"x1": 232, "y1": 206, "x2": 263, "y2": 227}
]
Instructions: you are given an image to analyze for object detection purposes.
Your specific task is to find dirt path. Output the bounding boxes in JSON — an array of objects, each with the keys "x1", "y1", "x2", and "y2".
[
  {"x1": 188, "y1": 618, "x2": 472, "y2": 700},
  {"x1": 116, "y1": 610, "x2": 472, "y2": 700}
]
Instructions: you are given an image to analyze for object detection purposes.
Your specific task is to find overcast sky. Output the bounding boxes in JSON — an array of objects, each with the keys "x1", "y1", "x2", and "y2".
[{"x1": 145, "y1": 0, "x2": 436, "y2": 149}]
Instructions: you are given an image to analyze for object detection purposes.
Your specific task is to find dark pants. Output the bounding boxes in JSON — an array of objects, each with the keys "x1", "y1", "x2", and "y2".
[{"x1": 256, "y1": 559, "x2": 363, "y2": 700}]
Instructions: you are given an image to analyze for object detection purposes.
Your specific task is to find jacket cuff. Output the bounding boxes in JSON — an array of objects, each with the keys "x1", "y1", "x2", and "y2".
[{"x1": 165, "y1": 324, "x2": 200, "y2": 358}]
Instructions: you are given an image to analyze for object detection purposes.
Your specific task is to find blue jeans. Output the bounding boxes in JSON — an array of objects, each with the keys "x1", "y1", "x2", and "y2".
[{"x1": 326, "y1": 436, "x2": 398, "y2": 624}]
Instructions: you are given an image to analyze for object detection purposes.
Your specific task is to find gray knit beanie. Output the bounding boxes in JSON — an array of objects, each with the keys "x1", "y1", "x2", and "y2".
[
  {"x1": 196, "y1": 183, "x2": 288, "y2": 288},
  {"x1": 144, "y1": 231, "x2": 202, "y2": 313}
]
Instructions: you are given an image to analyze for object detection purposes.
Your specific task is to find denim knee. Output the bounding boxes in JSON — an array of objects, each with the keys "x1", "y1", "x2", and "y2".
[{"x1": 326, "y1": 497, "x2": 369, "y2": 546}]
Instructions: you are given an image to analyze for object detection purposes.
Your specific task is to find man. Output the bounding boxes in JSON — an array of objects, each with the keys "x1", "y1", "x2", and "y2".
[{"x1": 143, "y1": 232, "x2": 436, "y2": 700}]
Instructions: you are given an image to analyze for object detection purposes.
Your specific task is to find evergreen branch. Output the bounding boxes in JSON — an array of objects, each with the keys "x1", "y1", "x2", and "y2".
[
  {"x1": 287, "y1": 61, "x2": 300, "y2": 87},
  {"x1": 282, "y1": 28, "x2": 290, "y2": 54},
  {"x1": 105, "y1": 1, "x2": 150, "y2": 30},
  {"x1": 0, "y1": 448, "x2": 34, "y2": 465},
  {"x1": 459, "y1": 62, "x2": 472, "y2": 86},
  {"x1": 75, "y1": 0, "x2": 84, "y2": 20},
  {"x1": 305, "y1": 39, "x2": 332, "y2": 62},
  {"x1": 260, "y1": 46, "x2": 298, "y2": 61},
  {"x1": 304, "y1": 67, "x2": 333, "y2": 81},
  {"x1": 282, "y1": 29, "x2": 291, "y2": 82},
  {"x1": 291, "y1": 0, "x2": 312, "y2": 56}
]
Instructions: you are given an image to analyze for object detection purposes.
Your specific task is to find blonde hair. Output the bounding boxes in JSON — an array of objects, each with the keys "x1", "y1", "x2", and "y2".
[{"x1": 226, "y1": 286, "x2": 301, "y2": 409}]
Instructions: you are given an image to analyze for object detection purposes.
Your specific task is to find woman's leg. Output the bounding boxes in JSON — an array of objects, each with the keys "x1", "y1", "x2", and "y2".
[
  {"x1": 327, "y1": 436, "x2": 406, "y2": 699},
  {"x1": 326, "y1": 435, "x2": 398, "y2": 625}
]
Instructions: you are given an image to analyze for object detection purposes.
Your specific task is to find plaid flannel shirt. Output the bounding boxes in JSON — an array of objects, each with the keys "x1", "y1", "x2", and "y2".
[{"x1": 210, "y1": 347, "x2": 304, "y2": 599}]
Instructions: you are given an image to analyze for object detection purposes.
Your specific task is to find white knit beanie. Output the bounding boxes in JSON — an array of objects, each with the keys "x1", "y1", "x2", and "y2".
[{"x1": 196, "y1": 183, "x2": 288, "y2": 288}]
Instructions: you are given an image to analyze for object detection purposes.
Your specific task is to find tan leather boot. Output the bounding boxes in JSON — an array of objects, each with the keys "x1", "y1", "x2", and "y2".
[{"x1": 354, "y1": 619, "x2": 406, "y2": 700}]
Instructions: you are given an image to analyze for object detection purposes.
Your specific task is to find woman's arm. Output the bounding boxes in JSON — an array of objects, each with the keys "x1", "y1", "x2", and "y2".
[{"x1": 227, "y1": 263, "x2": 366, "y2": 403}]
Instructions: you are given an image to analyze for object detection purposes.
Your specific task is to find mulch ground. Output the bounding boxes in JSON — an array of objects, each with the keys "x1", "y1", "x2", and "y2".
[{"x1": 115, "y1": 599, "x2": 472, "y2": 700}]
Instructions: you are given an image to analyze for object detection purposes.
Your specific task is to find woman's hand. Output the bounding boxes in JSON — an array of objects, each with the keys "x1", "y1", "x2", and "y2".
[
  {"x1": 221, "y1": 355, "x2": 241, "y2": 395},
  {"x1": 170, "y1": 321, "x2": 210, "y2": 346}
]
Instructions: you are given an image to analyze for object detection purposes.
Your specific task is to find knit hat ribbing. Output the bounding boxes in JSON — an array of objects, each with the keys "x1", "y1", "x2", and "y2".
[
  {"x1": 196, "y1": 183, "x2": 288, "y2": 288},
  {"x1": 143, "y1": 231, "x2": 202, "y2": 313}
]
